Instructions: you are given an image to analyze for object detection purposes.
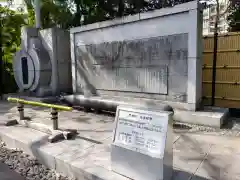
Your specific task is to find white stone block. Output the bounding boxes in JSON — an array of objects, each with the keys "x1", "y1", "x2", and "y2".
[{"x1": 111, "y1": 106, "x2": 173, "y2": 180}]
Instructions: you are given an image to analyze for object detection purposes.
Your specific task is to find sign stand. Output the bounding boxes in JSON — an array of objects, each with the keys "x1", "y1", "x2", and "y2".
[{"x1": 111, "y1": 105, "x2": 173, "y2": 180}]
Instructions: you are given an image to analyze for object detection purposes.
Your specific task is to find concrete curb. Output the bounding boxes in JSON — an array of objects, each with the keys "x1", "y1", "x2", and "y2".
[
  {"x1": 173, "y1": 107, "x2": 229, "y2": 128},
  {"x1": 0, "y1": 126, "x2": 129, "y2": 180}
]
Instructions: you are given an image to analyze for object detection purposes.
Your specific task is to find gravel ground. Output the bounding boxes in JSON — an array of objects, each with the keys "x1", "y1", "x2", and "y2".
[
  {"x1": 0, "y1": 142, "x2": 75, "y2": 180},
  {"x1": 174, "y1": 120, "x2": 240, "y2": 137}
]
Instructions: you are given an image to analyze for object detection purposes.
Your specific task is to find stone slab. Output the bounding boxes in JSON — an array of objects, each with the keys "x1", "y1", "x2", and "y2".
[
  {"x1": 0, "y1": 125, "x2": 130, "y2": 180},
  {"x1": 195, "y1": 144, "x2": 240, "y2": 180},
  {"x1": 173, "y1": 107, "x2": 229, "y2": 128},
  {"x1": 173, "y1": 134, "x2": 212, "y2": 174},
  {"x1": 71, "y1": 0, "x2": 202, "y2": 111}
]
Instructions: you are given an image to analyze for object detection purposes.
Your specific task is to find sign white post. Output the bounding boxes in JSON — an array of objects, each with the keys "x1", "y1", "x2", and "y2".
[{"x1": 111, "y1": 106, "x2": 173, "y2": 180}]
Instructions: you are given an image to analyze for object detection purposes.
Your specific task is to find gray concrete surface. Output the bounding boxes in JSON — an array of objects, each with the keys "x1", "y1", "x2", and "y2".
[
  {"x1": 3, "y1": 93, "x2": 228, "y2": 128},
  {"x1": 71, "y1": 1, "x2": 203, "y2": 111},
  {"x1": 0, "y1": 102, "x2": 239, "y2": 180},
  {"x1": 13, "y1": 27, "x2": 72, "y2": 97},
  {"x1": 0, "y1": 162, "x2": 25, "y2": 180},
  {"x1": 173, "y1": 107, "x2": 229, "y2": 128}
]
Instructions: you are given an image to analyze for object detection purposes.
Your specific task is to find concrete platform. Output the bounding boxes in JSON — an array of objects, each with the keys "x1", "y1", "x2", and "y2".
[
  {"x1": 0, "y1": 101, "x2": 239, "y2": 180},
  {"x1": 2, "y1": 93, "x2": 228, "y2": 128},
  {"x1": 174, "y1": 106, "x2": 229, "y2": 128}
]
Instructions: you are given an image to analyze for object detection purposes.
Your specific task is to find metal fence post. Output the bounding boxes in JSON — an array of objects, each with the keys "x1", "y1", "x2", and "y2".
[
  {"x1": 7, "y1": 98, "x2": 75, "y2": 142},
  {"x1": 51, "y1": 108, "x2": 58, "y2": 130},
  {"x1": 17, "y1": 102, "x2": 24, "y2": 120}
]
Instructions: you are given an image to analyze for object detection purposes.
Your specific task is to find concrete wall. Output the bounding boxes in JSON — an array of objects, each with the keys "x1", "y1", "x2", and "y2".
[
  {"x1": 40, "y1": 28, "x2": 72, "y2": 95},
  {"x1": 70, "y1": 1, "x2": 203, "y2": 110}
]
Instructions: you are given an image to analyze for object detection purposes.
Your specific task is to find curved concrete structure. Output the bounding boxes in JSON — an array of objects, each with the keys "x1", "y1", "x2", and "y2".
[
  {"x1": 12, "y1": 27, "x2": 72, "y2": 97},
  {"x1": 13, "y1": 38, "x2": 52, "y2": 93}
]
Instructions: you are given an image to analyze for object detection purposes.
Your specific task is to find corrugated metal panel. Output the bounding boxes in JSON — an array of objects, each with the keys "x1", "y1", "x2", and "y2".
[{"x1": 202, "y1": 32, "x2": 240, "y2": 108}]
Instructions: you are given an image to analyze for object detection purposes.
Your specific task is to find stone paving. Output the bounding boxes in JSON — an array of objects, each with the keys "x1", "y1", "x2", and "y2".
[{"x1": 0, "y1": 102, "x2": 239, "y2": 180}]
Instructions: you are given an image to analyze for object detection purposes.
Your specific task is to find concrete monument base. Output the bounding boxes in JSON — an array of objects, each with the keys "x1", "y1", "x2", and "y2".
[{"x1": 3, "y1": 93, "x2": 229, "y2": 128}]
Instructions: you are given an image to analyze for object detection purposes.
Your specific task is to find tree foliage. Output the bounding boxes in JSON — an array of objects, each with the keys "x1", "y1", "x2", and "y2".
[
  {"x1": 23, "y1": 0, "x2": 196, "y2": 29},
  {"x1": 24, "y1": 0, "x2": 74, "y2": 29},
  {"x1": 1, "y1": 6, "x2": 26, "y2": 56},
  {"x1": 65, "y1": 0, "x2": 196, "y2": 27},
  {"x1": 0, "y1": 5, "x2": 26, "y2": 92},
  {"x1": 228, "y1": 0, "x2": 240, "y2": 32}
]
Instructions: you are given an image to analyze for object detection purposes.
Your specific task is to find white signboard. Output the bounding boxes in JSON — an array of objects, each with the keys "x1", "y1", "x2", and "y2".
[{"x1": 113, "y1": 107, "x2": 169, "y2": 158}]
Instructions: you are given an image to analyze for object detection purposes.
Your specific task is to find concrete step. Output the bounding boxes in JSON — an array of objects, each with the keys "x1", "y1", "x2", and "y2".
[
  {"x1": 173, "y1": 107, "x2": 229, "y2": 128},
  {"x1": 0, "y1": 125, "x2": 129, "y2": 180}
]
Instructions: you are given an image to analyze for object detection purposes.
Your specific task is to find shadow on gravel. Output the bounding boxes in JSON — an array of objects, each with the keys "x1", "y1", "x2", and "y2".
[
  {"x1": 222, "y1": 108, "x2": 240, "y2": 130},
  {"x1": 72, "y1": 106, "x2": 115, "y2": 117},
  {"x1": 0, "y1": 101, "x2": 17, "y2": 126},
  {"x1": 29, "y1": 136, "x2": 53, "y2": 168},
  {"x1": 173, "y1": 123, "x2": 192, "y2": 130},
  {"x1": 173, "y1": 169, "x2": 210, "y2": 180},
  {"x1": 221, "y1": 117, "x2": 240, "y2": 130},
  {"x1": 72, "y1": 135, "x2": 103, "y2": 144}
]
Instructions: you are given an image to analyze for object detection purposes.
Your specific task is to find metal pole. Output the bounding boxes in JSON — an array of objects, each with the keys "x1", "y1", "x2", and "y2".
[
  {"x1": 34, "y1": 0, "x2": 41, "y2": 28},
  {"x1": 211, "y1": 33, "x2": 218, "y2": 106},
  {"x1": 211, "y1": 2, "x2": 220, "y2": 106},
  {"x1": 51, "y1": 108, "x2": 58, "y2": 130},
  {"x1": 17, "y1": 102, "x2": 25, "y2": 120}
]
